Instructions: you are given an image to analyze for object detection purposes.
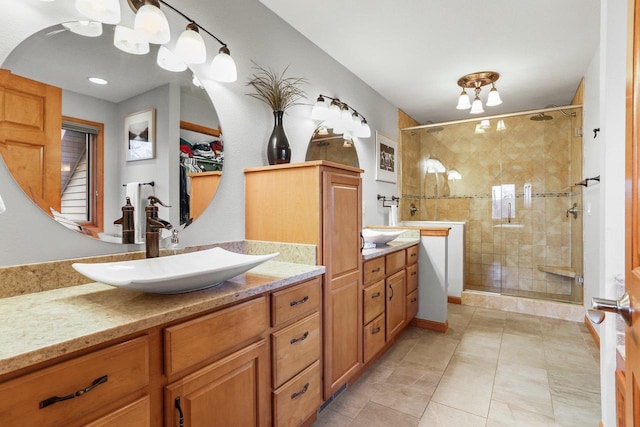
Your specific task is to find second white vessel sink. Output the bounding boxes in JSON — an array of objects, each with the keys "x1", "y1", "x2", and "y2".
[
  {"x1": 72, "y1": 248, "x2": 279, "y2": 294},
  {"x1": 362, "y1": 229, "x2": 407, "y2": 246}
]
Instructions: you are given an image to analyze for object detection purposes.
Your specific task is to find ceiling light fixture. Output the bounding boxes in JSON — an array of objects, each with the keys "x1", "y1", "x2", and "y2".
[
  {"x1": 74, "y1": 0, "x2": 237, "y2": 82},
  {"x1": 311, "y1": 94, "x2": 371, "y2": 138},
  {"x1": 62, "y1": 21, "x2": 103, "y2": 37},
  {"x1": 88, "y1": 76, "x2": 109, "y2": 85},
  {"x1": 456, "y1": 71, "x2": 502, "y2": 114}
]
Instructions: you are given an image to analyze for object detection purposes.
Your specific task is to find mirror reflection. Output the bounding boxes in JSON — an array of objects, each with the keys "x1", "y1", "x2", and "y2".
[
  {"x1": 0, "y1": 23, "x2": 222, "y2": 244},
  {"x1": 305, "y1": 124, "x2": 359, "y2": 168}
]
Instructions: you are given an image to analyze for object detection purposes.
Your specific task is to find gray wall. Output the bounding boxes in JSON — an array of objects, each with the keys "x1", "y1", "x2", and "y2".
[{"x1": 0, "y1": 0, "x2": 398, "y2": 266}]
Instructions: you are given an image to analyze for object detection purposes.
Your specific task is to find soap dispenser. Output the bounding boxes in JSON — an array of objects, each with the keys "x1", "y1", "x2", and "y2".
[{"x1": 113, "y1": 196, "x2": 135, "y2": 244}]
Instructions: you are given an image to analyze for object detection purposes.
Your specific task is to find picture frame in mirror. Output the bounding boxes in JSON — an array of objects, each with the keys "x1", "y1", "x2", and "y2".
[{"x1": 125, "y1": 108, "x2": 156, "y2": 161}]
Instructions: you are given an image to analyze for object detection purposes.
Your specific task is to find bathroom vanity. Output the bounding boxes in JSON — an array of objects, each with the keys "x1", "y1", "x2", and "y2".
[{"x1": 0, "y1": 261, "x2": 324, "y2": 426}]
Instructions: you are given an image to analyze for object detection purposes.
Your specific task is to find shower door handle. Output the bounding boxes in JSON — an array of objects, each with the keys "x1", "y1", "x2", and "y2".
[{"x1": 587, "y1": 292, "x2": 632, "y2": 326}]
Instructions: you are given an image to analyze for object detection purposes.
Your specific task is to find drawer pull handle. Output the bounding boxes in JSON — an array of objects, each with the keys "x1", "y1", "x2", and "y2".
[
  {"x1": 411, "y1": 253, "x2": 417, "y2": 257},
  {"x1": 411, "y1": 297, "x2": 417, "y2": 303},
  {"x1": 290, "y1": 331, "x2": 309, "y2": 345},
  {"x1": 371, "y1": 326, "x2": 381, "y2": 335},
  {"x1": 39, "y1": 375, "x2": 108, "y2": 409},
  {"x1": 411, "y1": 271, "x2": 417, "y2": 276},
  {"x1": 290, "y1": 295, "x2": 309, "y2": 307},
  {"x1": 175, "y1": 397, "x2": 185, "y2": 427},
  {"x1": 371, "y1": 292, "x2": 381, "y2": 299},
  {"x1": 291, "y1": 382, "x2": 309, "y2": 400},
  {"x1": 389, "y1": 284, "x2": 394, "y2": 300},
  {"x1": 372, "y1": 267, "x2": 381, "y2": 273}
]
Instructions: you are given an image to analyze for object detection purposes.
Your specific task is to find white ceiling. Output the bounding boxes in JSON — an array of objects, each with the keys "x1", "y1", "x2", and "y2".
[{"x1": 259, "y1": 0, "x2": 601, "y2": 124}]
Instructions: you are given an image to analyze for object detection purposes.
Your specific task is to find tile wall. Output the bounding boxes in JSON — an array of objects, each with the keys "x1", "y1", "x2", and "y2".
[{"x1": 400, "y1": 108, "x2": 583, "y2": 303}]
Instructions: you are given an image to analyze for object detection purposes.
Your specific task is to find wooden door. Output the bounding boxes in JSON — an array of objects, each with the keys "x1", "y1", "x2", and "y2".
[
  {"x1": 386, "y1": 270, "x2": 406, "y2": 340},
  {"x1": 0, "y1": 70, "x2": 61, "y2": 212},
  {"x1": 626, "y1": 0, "x2": 640, "y2": 423},
  {"x1": 164, "y1": 340, "x2": 269, "y2": 427},
  {"x1": 322, "y1": 171, "x2": 362, "y2": 399}
]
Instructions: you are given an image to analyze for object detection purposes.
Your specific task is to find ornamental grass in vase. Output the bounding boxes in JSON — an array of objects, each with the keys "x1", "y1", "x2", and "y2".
[{"x1": 246, "y1": 62, "x2": 307, "y2": 165}]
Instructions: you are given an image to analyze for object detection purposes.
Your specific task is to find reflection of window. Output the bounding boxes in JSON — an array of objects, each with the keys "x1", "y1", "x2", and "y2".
[
  {"x1": 60, "y1": 119, "x2": 103, "y2": 234},
  {"x1": 492, "y1": 184, "x2": 515, "y2": 220}
]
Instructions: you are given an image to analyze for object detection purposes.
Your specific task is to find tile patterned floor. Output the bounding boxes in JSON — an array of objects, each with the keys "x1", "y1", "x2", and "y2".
[{"x1": 313, "y1": 304, "x2": 600, "y2": 427}]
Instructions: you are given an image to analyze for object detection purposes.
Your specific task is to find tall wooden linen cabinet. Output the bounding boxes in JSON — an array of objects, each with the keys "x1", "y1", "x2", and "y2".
[{"x1": 245, "y1": 161, "x2": 363, "y2": 401}]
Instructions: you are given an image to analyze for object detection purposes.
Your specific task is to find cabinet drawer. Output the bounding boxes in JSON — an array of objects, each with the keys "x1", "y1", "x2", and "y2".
[
  {"x1": 271, "y1": 277, "x2": 321, "y2": 327},
  {"x1": 363, "y1": 314, "x2": 386, "y2": 363},
  {"x1": 407, "y1": 245, "x2": 419, "y2": 265},
  {"x1": 386, "y1": 249, "x2": 406, "y2": 275},
  {"x1": 363, "y1": 279, "x2": 385, "y2": 325},
  {"x1": 0, "y1": 336, "x2": 149, "y2": 427},
  {"x1": 165, "y1": 296, "x2": 267, "y2": 376},
  {"x1": 407, "y1": 289, "x2": 419, "y2": 321},
  {"x1": 272, "y1": 312, "x2": 320, "y2": 389},
  {"x1": 363, "y1": 257, "x2": 385, "y2": 285},
  {"x1": 407, "y1": 263, "x2": 419, "y2": 294},
  {"x1": 273, "y1": 360, "x2": 321, "y2": 427},
  {"x1": 86, "y1": 395, "x2": 150, "y2": 427}
]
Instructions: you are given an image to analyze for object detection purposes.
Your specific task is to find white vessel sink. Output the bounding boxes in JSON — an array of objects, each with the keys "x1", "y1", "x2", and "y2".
[
  {"x1": 72, "y1": 248, "x2": 279, "y2": 294},
  {"x1": 362, "y1": 229, "x2": 406, "y2": 246}
]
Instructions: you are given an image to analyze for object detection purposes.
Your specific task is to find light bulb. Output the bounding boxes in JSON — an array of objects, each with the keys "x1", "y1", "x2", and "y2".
[
  {"x1": 210, "y1": 46, "x2": 237, "y2": 82},
  {"x1": 456, "y1": 89, "x2": 471, "y2": 110},
  {"x1": 486, "y1": 84, "x2": 502, "y2": 107},
  {"x1": 327, "y1": 101, "x2": 341, "y2": 122},
  {"x1": 470, "y1": 96, "x2": 484, "y2": 114},
  {"x1": 176, "y1": 23, "x2": 206, "y2": 64},
  {"x1": 357, "y1": 119, "x2": 371, "y2": 138},
  {"x1": 157, "y1": 46, "x2": 187, "y2": 72},
  {"x1": 134, "y1": 0, "x2": 170, "y2": 44},
  {"x1": 311, "y1": 96, "x2": 329, "y2": 120},
  {"x1": 114, "y1": 25, "x2": 149, "y2": 55}
]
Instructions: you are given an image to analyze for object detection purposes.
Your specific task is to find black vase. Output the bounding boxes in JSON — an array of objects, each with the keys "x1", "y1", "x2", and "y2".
[{"x1": 267, "y1": 110, "x2": 291, "y2": 165}]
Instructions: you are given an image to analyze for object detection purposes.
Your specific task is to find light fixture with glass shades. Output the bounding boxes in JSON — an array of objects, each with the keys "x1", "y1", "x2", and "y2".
[
  {"x1": 456, "y1": 71, "x2": 502, "y2": 114},
  {"x1": 311, "y1": 95, "x2": 371, "y2": 138},
  {"x1": 69, "y1": 0, "x2": 237, "y2": 82}
]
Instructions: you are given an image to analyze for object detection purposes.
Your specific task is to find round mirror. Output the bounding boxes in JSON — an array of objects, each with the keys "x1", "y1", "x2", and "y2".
[
  {"x1": 1, "y1": 23, "x2": 222, "y2": 243},
  {"x1": 305, "y1": 125, "x2": 359, "y2": 168}
]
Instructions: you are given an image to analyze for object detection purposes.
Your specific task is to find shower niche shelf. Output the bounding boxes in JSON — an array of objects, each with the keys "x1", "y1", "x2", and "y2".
[{"x1": 537, "y1": 265, "x2": 576, "y2": 278}]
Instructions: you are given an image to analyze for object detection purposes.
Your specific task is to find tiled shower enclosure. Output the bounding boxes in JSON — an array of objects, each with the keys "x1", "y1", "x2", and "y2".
[{"x1": 400, "y1": 106, "x2": 583, "y2": 303}]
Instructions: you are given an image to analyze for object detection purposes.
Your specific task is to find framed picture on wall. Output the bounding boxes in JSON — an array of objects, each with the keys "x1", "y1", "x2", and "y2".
[
  {"x1": 125, "y1": 108, "x2": 155, "y2": 161},
  {"x1": 375, "y1": 131, "x2": 397, "y2": 183}
]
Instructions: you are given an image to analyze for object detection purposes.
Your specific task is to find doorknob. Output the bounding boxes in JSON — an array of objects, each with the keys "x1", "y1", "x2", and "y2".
[{"x1": 587, "y1": 291, "x2": 632, "y2": 326}]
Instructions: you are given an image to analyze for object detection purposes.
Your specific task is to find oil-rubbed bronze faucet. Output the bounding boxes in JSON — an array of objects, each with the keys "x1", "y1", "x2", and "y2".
[
  {"x1": 114, "y1": 197, "x2": 135, "y2": 244},
  {"x1": 145, "y1": 196, "x2": 172, "y2": 258}
]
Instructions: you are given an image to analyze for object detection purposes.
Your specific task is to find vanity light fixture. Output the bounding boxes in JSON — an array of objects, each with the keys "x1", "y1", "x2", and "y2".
[
  {"x1": 311, "y1": 94, "x2": 371, "y2": 138},
  {"x1": 425, "y1": 158, "x2": 446, "y2": 173},
  {"x1": 456, "y1": 71, "x2": 502, "y2": 114},
  {"x1": 479, "y1": 119, "x2": 490, "y2": 129},
  {"x1": 74, "y1": 0, "x2": 237, "y2": 82},
  {"x1": 496, "y1": 119, "x2": 507, "y2": 131}
]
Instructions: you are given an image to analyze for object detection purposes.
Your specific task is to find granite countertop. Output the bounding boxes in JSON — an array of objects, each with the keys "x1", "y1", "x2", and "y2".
[
  {"x1": 0, "y1": 260, "x2": 324, "y2": 377},
  {"x1": 361, "y1": 238, "x2": 420, "y2": 261}
]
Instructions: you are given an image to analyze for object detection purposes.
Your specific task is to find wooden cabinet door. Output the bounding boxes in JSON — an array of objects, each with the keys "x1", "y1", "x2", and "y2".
[
  {"x1": 0, "y1": 70, "x2": 61, "y2": 212},
  {"x1": 165, "y1": 340, "x2": 269, "y2": 427},
  {"x1": 322, "y1": 171, "x2": 362, "y2": 399},
  {"x1": 386, "y1": 270, "x2": 406, "y2": 340}
]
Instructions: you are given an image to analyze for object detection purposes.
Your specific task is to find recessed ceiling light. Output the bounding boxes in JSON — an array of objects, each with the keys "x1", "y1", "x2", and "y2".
[{"x1": 88, "y1": 77, "x2": 108, "y2": 85}]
